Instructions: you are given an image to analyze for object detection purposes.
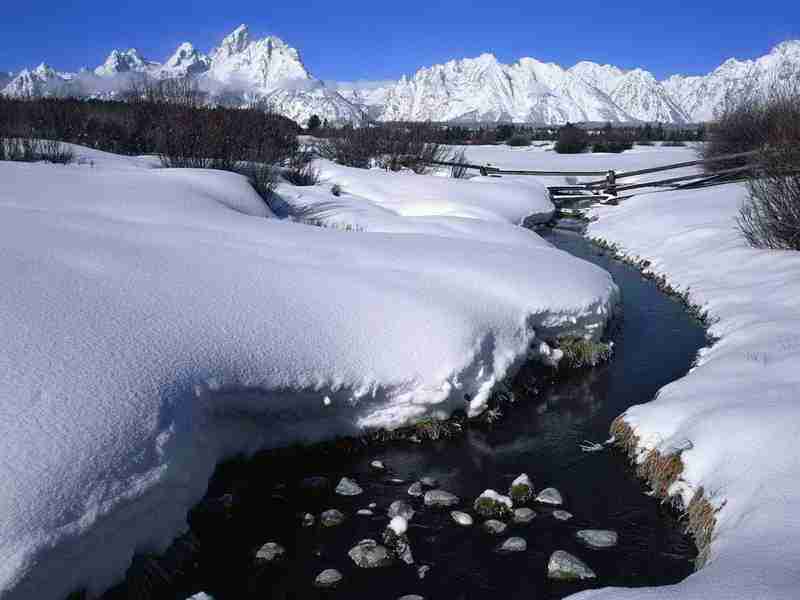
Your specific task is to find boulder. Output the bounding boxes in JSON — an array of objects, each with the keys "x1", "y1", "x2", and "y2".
[
  {"x1": 473, "y1": 490, "x2": 513, "y2": 519},
  {"x1": 509, "y1": 474, "x2": 534, "y2": 505},
  {"x1": 320, "y1": 509, "x2": 346, "y2": 527},
  {"x1": 512, "y1": 508, "x2": 536, "y2": 524},
  {"x1": 496, "y1": 537, "x2": 527, "y2": 553},
  {"x1": 407, "y1": 481, "x2": 424, "y2": 497},
  {"x1": 383, "y1": 517, "x2": 414, "y2": 564},
  {"x1": 388, "y1": 500, "x2": 415, "y2": 521},
  {"x1": 423, "y1": 490, "x2": 460, "y2": 508},
  {"x1": 547, "y1": 550, "x2": 596, "y2": 580},
  {"x1": 314, "y1": 568, "x2": 343, "y2": 588},
  {"x1": 254, "y1": 542, "x2": 285, "y2": 564},
  {"x1": 348, "y1": 539, "x2": 394, "y2": 568},
  {"x1": 576, "y1": 529, "x2": 618, "y2": 548},
  {"x1": 450, "y1": 511, "x2": 474, "y2": 526},
  {"x1": 483, "y1": 519, "x2": 507, "y2": 535},
  {"x1": 336, "y1": 477, "x2": 364, "y2": 496},
  {"x1": 535, "y1": 487, "x2": 563, "y2": 506}
]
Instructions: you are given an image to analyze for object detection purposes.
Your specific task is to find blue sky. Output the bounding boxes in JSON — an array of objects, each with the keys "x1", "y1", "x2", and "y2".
[{"x1": 2, "y1": 1, "x2": 797, "y2": 81}]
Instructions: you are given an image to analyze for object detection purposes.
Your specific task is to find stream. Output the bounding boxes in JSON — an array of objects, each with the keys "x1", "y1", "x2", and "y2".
[{"x1": 151, "y1": 226, "x2": 709, "y2": 600}]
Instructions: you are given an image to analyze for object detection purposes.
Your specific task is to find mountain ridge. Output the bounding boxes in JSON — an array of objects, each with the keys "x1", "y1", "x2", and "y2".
[{"x1": 3, "y1": 28, "x2": 798, "y2": 126}]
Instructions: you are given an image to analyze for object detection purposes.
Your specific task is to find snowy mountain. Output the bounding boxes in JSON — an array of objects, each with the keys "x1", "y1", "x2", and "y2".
[
  {"x1": 569, "y1": 62, "x2": 688, "y2": 123},
  {"x1": 94, "y1": 48, "x2": 159, "y2": 77},
  {"x1": 2, "y1": 25, "x2": 361, "y2": 125},
  {"x1": 2, "y1": 63, "x2": 73, "y2": 97},
  {"x1": 160, "y1": 43, "x2": 210, "y2": 78},
  {"x1": 663, "y1": 40, "x2": 800, "y2": 122},
  {"x1": 3, "y1": 32, "x2": 799, "y2": 125}
]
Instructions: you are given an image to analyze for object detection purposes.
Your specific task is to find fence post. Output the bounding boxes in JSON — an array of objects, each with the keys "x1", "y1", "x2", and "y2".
[{"x1": 605, "y1": 170, "x2": 617, "y2": 196}]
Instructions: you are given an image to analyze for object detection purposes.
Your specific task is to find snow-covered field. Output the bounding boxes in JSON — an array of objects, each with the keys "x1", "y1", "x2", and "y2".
[
  {"x1": 0, "y1": 144, "x2": 618, "y2": 598},
  {"x1": 578, "y1": 183, "x2": 800, "y2": 599}
]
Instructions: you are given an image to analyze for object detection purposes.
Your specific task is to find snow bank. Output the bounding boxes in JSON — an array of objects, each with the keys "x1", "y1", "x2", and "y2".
[
  {"x1": 575, "y1": 183, "x2": 800, "y2": 600},
  {"x1": 276, "y1": 158, "x2": 555, "y2": 235},
  {"x1": 0, "y1": 148, "x2": 617, "y2": 598}
]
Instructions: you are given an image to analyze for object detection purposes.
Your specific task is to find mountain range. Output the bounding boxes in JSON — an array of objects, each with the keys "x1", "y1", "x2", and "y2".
[{"x1": 3, "y1": 25, "x2": 799, "y2": 126}]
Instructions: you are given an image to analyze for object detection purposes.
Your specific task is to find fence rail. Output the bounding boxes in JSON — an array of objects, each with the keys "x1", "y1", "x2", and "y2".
[{"x1": 422, "y1": 149, "x2": 765, "y2": 200}]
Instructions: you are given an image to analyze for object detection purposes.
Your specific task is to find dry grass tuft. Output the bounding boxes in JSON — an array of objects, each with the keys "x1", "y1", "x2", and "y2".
[{"x1": 610, "y1": 416, "x2": 720, "y2": 570}]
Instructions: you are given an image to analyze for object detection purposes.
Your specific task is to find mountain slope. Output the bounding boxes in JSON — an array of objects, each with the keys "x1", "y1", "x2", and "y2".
[{"x1": 3, "y1": 33, "x2": 799, "y2": 125}]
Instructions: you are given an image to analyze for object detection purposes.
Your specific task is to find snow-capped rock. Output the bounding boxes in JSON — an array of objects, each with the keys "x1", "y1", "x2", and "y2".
[
  {"x1": 663, "y1": 40, "x2": 800, "y2": 122},
  {"x1": 159, "y1": 42, "x2": 210, "y2": 78},
  {"x1": 2, "y1": 63, "x2": 72, "y2": 97},
  {"x1": 5, "y1": 32, "x2": 798, "y2": 125},
  {"x1": 94, "y1": 49, "x2": 159, "y2": 77}
]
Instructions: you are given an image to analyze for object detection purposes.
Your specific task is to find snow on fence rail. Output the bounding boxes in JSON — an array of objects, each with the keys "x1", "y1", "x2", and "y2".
[{"x1": 422, "y1": 150, "x2": 765, "y2": 200}]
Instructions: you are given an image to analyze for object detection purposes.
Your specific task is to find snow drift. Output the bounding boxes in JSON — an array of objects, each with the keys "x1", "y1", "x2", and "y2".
[
  {"x1": 578, "y1": 183, "x2": 800, "y2": 600},
  {"x1": 0, "y1": 145, "x2": 617, "y2": 598}
]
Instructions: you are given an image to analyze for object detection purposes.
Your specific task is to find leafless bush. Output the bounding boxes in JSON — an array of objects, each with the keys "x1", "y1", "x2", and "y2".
[
  {"x1": 450, "y1": 148, "x2": 470, "y2": 179},
  {"x1": 733, "y1": 79, "x2": 800, "y2": 250},
  {"x1": 702, "y1": 75, "x2": 800, "y2": 172},
  {"x1": 282, "y1": 149, "x2": 320, "y2": 186},
  {"x1": 316, "y1": 122, "x2": 451, "y2": 172},
  {"x1": 738, "y1": 146, "x2": 800, "y2": 250}
]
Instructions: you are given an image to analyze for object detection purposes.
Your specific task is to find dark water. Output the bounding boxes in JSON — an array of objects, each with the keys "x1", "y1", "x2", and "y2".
[{"x1": 188, "y1": 228, "x2": 708, "y2": 600}]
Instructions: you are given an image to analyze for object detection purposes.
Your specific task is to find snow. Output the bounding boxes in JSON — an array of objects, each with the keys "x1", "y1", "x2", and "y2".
[
  {"x1": 389, "y1": 516, "x2": 408, "y2": 536},
  {"x1": 568, "y1": 180, "x2": 800, "y2": 600},
  {"x1": 0, "y1": 144, "x2": 617, "y2": 598},
  {"x1": 277, "y1": 159, "x2": 556, "y2": 234},
  {"x1": 6, "y1": 36, "x2": 798, "y2": 124}
]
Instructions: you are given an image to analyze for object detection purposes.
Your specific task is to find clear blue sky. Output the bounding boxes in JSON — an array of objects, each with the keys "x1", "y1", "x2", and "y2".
[{"x1": 2, "y1": 1, "x2": 797, "y2": 80}]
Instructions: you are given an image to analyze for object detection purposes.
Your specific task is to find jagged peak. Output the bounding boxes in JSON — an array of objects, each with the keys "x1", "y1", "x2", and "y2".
[
  {"x1": 218, "y1": 24, "x2": 250, "y2": 55},
  {"x1": 771, "y1": 39, "x2": 800, "y2": 56}
]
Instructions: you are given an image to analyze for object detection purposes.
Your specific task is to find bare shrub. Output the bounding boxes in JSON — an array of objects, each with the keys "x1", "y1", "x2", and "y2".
[
  {"x1": 316, "y1": 122, "x2": 451, "y2": 173},
  {"x1": 733, "y1": 79, "x2": 800, "y2": 250},
  {"x1": 702, "y1": 76, "x2": 800, "y2": 172},
  {"x1": 554, "y1": 124, "x2": 589, "y2": 154},
  {"x1": 506, "y1": 133, "x2": 531, "y2": 147},
  {"x1": 283, "y1": 151, "x2": 320, "y2": 186}
]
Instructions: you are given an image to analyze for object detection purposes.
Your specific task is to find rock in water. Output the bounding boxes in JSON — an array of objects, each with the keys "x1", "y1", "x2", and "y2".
[
  {"x1": 513, "y1": 508, "x2": 536, "y2": 524},
  {"x1": 547, "y1": 550, "x2": 596, "y2": 580},
  {"x1": 535, "y1": 487, "x2": 564, "y2": 506},
  {"x1": 420, "y1": 476, "x2": 439, "y2": 488},
  {"x1": 509, "y1": 474, "x2": 534, "y2": 505},
  {"x1": 348, "y1": 539, "x2": 394, "y2": 568},
  {"x1": 407, "y1": 481, "x2": 424, "y2": 497},
  {"x1": 552, "y1": 510, "x2": 573, "y2": 521},
  {"x1": 474, "y1": 490, "x2": 513, "y2": 518},
  {"x1": 398, "y1": 596, "x2": 425, "y2": 600},
  {"x1": 357, "y1": 509, "x2": 374, "y2": 516},
  {"x1": 383, "y1": 517, "x2": 414, "y2": 564},
  {"x1": 301, "y1": 513, "x2": 315, "y2": 527},
  {"x1": 254, "y1": 542, "x2": 285, "y2": 563},
  {"x1": 336, "y1": 477, "x2": 364, "y2": 496},
  {"x1": 483, "y1": 519, "x2": 507, "y2": 535},
  {"x1": 497, "y1": 537, "x2": 527, "y2": 553},
  {"x1": 417, "y1": 565, "x2": 431, "y2": 579},
  {"x1": 370, "y1": 460, "x2": 386, "y2": 471},
  {"x1": 450, "y1": 511, "x2": 474, "y2": 526},
  {"x1": 576, "y1": 529, "x2": 618, "y2": 548},
  {"x1": 320, "y1": 509, "x2": 346, "y2": 527},
  {"x1": 187, "y1": 594, "x2": 215, "y2": 600},
  {"x1": 314, "y1": 568, "x2": 343, "y2": 588},
  {"x1": 423, "y1": 490, "x2": 460, "y2": 508},
  {"x1": 388, "y1": 500, "x2": 415, "y2": 521}
]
